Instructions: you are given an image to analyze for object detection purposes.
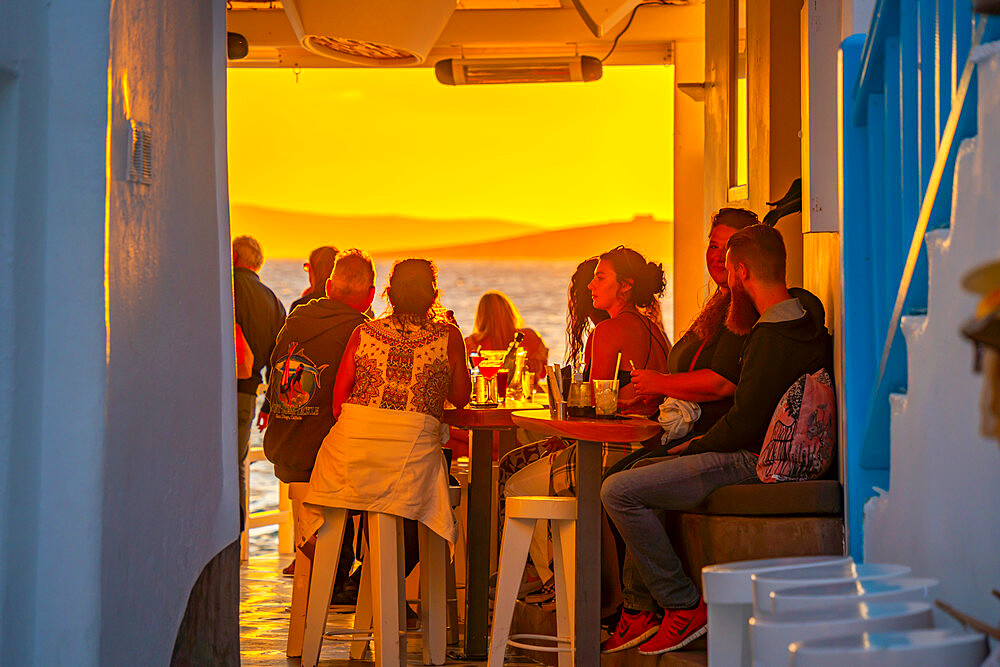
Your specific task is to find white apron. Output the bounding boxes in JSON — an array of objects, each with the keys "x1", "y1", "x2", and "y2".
[{"x1": 301, "y1": 403, "x2": 457, "y2": 545}]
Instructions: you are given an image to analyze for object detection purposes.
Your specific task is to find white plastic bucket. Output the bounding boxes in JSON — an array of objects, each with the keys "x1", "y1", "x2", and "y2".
[
  {"x1": 751, "y1": 562, "x2": 911, "y2": 612},
  {"x1": 770, "y1": 576, "x2": 937, "y2": 613},
  {"x1": 701, "y1": 556, "x2": 851, "y2": 667},
  {"x1": 749, "y1": 601, "x2": 934, "y2": 666},
  {"x1": 789, "y1": 629, "x2": 989, "y2": 666}
]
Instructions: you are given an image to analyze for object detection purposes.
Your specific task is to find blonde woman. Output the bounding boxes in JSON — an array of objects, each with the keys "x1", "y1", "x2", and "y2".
[{"x1": 465, "y1": 290, "x2": 548, "y2": 379}]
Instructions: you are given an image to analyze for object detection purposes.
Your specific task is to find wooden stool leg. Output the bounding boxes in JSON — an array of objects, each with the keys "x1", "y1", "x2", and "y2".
[
  {"x1": 286, "y1": 540, "x2": 314, "y2": 657},
  {"x1": 419, "y1": 524, "x2": 448, "y2": 665},
  {"x1": 551, "y1": 518, "x2": 576, "y2": 667},
  {"x1": 350, "y1": 551, "x2": 374, "y2": 660},
  {"x1": 301, "y1": 507, "x2": 348, "y2": 667},
  {"x1": 278, "y1": 481, "x2": 293, "y2": 553},
  {"x1": 446, "y1": 542, "x2": 459, "y2": 646},
  {"x1": 487, "y1": 517, "x2": 535, "y2": 667},
  {"x1": 371, "y1": 513, "x2": 406, "y2": 667}
]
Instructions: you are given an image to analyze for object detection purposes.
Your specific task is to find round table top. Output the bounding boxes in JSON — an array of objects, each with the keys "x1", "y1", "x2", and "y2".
[
  {"x1": 510, "y1": 410, "x2": 662, "y2": 443},
  {"x1": 443, "y1": 399, "x2": 548, "y2": 429}
]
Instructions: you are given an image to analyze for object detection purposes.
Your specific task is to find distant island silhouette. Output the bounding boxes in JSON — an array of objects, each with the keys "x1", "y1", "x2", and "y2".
[
  {"x1": 377, "y1": 214, "x2": 672, "y2": 261},
  {"x1": 231, "y1": 205, "x2": 672, "y2": 262}
]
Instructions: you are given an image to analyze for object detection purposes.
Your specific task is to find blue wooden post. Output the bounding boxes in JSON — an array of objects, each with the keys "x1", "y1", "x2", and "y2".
[{"x1": 839, "y1": 35, "x2": 890, "y2": 560}]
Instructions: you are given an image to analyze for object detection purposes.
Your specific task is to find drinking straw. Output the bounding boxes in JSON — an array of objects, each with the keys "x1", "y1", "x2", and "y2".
[{"x1": 613, "y1": 351, "x2": 622, "y2": 381}]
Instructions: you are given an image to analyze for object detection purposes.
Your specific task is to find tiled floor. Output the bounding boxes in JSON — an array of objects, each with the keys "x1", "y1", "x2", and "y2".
[{"x1": 239, "y1": 555, "x2": 540, "y2": 666}]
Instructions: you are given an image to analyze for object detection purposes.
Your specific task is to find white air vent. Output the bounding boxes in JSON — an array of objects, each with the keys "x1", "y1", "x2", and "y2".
[
  {"x1": 128, "y1": 120, "x2": 152, "y2": 185},
  {"x1": 283, "y1": 0, "x2": 456, "y2": 67}
]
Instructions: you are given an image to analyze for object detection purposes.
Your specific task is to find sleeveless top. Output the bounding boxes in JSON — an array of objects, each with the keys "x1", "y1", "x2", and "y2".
[{"x1": 345, "y1": 316, "x2": 452, "y2": 421}]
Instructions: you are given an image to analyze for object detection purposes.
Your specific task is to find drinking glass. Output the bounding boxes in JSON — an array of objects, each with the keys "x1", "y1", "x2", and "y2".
[
  {"x1": 568, "y1": 381, "x2": 594, "y2": 418},
  {"x1": 521, "y1": 371, "x2": 535, "y2": 401},
  {"x1": 496, "y1": 369, "x2": 509, "y2": 401},
  {"x1": 591, "y1": 379, "x2": 620, "y2": 417},
  {"x1": 472, "y1": 351, "x2": 506, "y2": 407}
]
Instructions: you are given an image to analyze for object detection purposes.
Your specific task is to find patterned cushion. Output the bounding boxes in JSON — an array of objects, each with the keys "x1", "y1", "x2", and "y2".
[{"x1": 756, "y1": 369, "x2": 836, "y2": 483}]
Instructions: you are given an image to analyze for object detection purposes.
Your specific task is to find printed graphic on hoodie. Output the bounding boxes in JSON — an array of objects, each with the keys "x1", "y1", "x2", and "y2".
[{"x1": 271, "y1": 342, "x2": 329, "y2": 419}]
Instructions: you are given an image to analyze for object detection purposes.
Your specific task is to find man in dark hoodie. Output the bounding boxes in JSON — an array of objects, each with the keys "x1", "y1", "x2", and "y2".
[
  {"x1": 264, "y1": 248, "x2": 373, "y2": 481},
  {"x1": 263, "y1": 248, "x2": 373, "y2": 593},
  {"x1": 601, "y1": 224, "x2": 833, "y2": 655}
]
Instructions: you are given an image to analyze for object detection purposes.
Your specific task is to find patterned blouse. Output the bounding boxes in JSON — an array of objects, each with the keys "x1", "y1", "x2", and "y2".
[{"x1": 345, "y1": 315, "x2": 452, "y2": 421}]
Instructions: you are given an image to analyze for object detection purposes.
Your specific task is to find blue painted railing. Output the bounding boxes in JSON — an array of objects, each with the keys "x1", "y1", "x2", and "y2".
[{"x1": 839, "y1": 0, "x2": 998, "y2": 559}]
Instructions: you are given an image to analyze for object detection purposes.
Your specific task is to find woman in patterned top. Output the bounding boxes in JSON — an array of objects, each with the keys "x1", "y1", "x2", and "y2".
[
  {"x1": 304, "y1": 259, "x2": 471, "y2": 575},
  {"x1": 332, "y1": 258, "x2": 471, "y2": 421}
]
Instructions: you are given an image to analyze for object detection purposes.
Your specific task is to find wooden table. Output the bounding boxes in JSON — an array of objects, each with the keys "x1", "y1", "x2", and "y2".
[
  {"x1": 510, "y1": 411, "x2": 662, "y2": 665},
  {"x1": 443, "y1": 399, "x2": 548, "y2": 659}
]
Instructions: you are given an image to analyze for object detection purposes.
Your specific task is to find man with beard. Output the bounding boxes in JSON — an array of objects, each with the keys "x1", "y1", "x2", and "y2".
[{"x1": 600, "y1": 224, "x2": 833, "y2": 656}]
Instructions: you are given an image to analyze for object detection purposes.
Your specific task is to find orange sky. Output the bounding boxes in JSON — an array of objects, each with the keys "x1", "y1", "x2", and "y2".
[{"x1": 227, "y1": 65, "x2": 674, "y2": 233}]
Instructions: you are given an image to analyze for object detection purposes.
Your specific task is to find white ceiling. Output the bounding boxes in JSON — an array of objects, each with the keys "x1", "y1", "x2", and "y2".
[{"x1": 227, "y1": 1, "x2": 703, "y2": 68}]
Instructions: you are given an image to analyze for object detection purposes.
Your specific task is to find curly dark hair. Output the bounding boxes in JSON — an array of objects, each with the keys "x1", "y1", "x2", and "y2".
[
  {"x1": 598, "y1": 246, "x2": 665, "y2": 309},
  {"x1": 566, "y1": 257, "x2": 609, "y2": 365}
]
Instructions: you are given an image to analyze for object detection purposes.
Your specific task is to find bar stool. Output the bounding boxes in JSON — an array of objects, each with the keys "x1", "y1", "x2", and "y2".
[
  {"x1": 300, "y1": 505, "x2": 450, "y2": 667},
  {"x1": 488, "y1": 496, "x2": 576, "y2": 667},
  {"x1": 286, "y1": 484, "x2": 463, "y2": 661}
]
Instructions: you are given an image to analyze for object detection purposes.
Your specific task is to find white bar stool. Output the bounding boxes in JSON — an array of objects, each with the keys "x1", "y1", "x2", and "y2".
[
  {"x1": 749, "y1": 601, "x2": 934, "y2": 666},
  {"x1": 702, "y1": 556, "x2": 851, "y2": 667},
  {"x1": 789, "y1": 628, "x2": 989, "y2": 666},
  {"x1": 488, "y1": 496, "x2": 576, "y2": 667},
  {"x1": 299, "y1": 504, "x2": 450, "y2": 667},
  {"x1": 751, "y1": 562, "x2": 911, "y2": 613},
  {"x1": 770, "y1": 576, "x2": 938, "y2": 613}
]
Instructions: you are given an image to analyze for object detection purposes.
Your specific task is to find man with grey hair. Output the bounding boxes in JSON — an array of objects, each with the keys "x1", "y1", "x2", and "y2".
[
  {"x1": 263, "y1": 248, "x2": 374, "y2": 480},
  {"x1": 262, "y1": 249, "x2": 374, "y2": 593},
  {"x1": 232, "y1": 235, "x2": 286, "y2": 530}
]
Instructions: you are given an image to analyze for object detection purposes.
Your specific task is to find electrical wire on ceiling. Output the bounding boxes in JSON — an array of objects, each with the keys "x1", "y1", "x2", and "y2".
[{"x1": 601, "y1": 0, "x2": 669, "y2": 62}]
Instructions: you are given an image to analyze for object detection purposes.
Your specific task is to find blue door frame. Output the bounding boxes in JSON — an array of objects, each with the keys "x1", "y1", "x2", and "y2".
[{"x1": 838, "y1": 0, "x2": 997, "y2": 559}]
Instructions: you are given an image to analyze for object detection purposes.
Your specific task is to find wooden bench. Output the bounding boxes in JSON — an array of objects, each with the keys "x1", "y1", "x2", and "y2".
[{"x1": 665, "y1": 480, "x2": 845, "y2": 595}]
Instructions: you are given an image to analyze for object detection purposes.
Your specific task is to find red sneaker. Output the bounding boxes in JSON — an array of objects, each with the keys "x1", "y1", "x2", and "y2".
[
  {"x1": 600, "y1": 609, "x2": 662, "y2": 653},
  {"x1": 637, "y1": 599, "x2": 707, "y2": 655}
]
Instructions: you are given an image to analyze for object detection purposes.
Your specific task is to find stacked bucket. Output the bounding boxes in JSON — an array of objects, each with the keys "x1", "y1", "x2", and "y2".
[{"x1": 701, "y1": 557, "x2": 990, "y2": 666}]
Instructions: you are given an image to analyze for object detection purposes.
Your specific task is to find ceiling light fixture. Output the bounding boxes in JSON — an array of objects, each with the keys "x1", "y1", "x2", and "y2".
[
  {"x1": 434, "y1": 56, "x2": 603, "y2": 85},
  {"x1": 282, "y1": 0, "x2": 456, "y2": 67}
]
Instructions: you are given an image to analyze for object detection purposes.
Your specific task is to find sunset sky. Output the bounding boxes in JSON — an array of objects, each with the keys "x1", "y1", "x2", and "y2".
[{"x1": 227, "y1": 65, "x2": 674, "y2": 239}]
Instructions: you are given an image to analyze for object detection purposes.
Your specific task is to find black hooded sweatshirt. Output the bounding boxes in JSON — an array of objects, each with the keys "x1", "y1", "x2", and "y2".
[
  {"x1": 263, "y1": 297, "x2": 367, "y2": 482},
  {"x1": 686, "y1": 287, "x2": 833, "y2": 456}
]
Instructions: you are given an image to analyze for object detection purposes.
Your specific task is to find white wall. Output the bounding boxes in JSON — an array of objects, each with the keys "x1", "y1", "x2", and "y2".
[
  {"x1": 0, "y1": 0, "x2": 235, "y2": 663},
  {"x1": 863, "y1": 46, "x2": 1000, "y2": 626},
  {"x1": 0, "y1": 2, "x2": 111, "y2": 663},
  {"x1": 100, "y1": 0, "x2": 236, "y2": 662}
]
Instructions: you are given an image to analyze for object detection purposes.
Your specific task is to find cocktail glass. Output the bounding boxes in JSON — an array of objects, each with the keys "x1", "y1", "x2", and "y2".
[
  {"x1": 591, "y1": 379, "x2": 620, "y2": 417},
  {"x1": 472, "y1": 351, "x2": 505, "y2": 407}
]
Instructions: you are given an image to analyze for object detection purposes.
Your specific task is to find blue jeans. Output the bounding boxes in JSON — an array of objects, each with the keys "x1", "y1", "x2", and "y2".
[{"x1": 601, "y1": 450, "x2": 759, "y2": 611}]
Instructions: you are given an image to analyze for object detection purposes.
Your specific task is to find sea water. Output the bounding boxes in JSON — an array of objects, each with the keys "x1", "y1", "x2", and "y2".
[{"x1": 246, "y1": 258, "x2": 674, "y2": 554}]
